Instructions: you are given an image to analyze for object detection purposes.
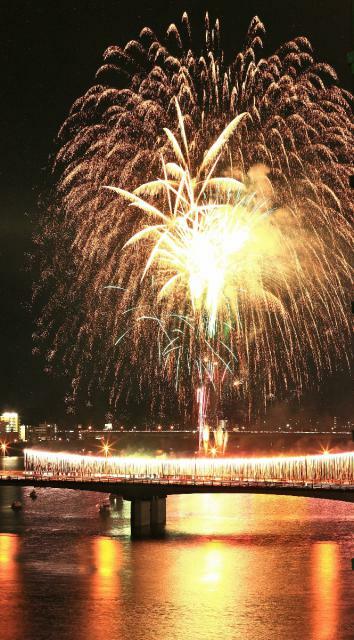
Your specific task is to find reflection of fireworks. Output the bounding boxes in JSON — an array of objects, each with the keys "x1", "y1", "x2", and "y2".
[{"x1": 36, "y1": 13, "x2": 353, "y2": 416}]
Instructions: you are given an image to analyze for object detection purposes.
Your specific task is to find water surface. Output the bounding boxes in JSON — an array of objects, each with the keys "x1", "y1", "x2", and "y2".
[{"x1": 0, "y1": 457, "x2": 353, "y2": 640}]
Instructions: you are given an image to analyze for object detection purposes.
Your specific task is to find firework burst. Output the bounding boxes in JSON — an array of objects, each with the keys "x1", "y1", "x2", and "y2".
[{"x1": 36, "y1": 13, "x2": 353, "y2": 419}]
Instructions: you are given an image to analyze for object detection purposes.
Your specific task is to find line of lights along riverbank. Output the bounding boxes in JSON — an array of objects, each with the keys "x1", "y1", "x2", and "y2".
[{"x1": 24, "y1": 450, "x2": 354, "y2": 484}]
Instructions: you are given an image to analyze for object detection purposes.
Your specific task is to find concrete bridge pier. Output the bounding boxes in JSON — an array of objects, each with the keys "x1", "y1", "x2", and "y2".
[
  {"x1": 151, "y1": 496, "x2": 166, "y2": 528},
  {"x1": 130, "y1": 496, "x2": 166, "y2": 537}
]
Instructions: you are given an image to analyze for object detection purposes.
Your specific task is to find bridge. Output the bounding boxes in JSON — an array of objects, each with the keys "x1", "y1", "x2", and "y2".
[
  {"x1": 1, "y1": 471, "x2": 353, "y2": 535},
  {"x1": 0, "y1": 448, "x2": 353, "y2": 535}
]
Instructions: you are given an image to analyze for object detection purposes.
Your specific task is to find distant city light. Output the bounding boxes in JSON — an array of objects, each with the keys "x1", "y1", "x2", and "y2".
[
  {"x1": 0, "y1": 412, "x2": 19, "y2": 435},
  {"x1": 100, "y1": 441, "x2": 112, "y2": 457},
  {"x1": 0, "y1": 442, "x2": 8, "y2": 455}
]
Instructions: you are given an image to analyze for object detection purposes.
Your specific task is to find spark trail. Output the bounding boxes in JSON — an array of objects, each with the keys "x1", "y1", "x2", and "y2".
[{"x1": 36, "y1": 13, "x2": 353, "y2": 418}]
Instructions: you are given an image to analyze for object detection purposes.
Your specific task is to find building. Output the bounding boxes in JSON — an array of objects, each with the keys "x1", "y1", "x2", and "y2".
[
  {"x1": 21, "y1": 423, "x2": 59, "y2": 443},
  {"x1": 0, "y1": 411, "x2": 19, "y2": 436},
  {"x1": 19, "y1": 424, "x2": 27, "y2": 441}
]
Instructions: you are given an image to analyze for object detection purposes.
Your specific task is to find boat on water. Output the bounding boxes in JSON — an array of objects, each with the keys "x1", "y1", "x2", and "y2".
[
  {"x1": 29, "y1": 489, "x2": 37, "y2": 500},
  {"x1": 98, "y1": 502, "x2": 111, "y2": 515},
  {"x1": 109, "y1": 494, "x2": 123, "y2": 510},
  {"x1": 11, "y1": 500, "x2": 22, "y2": 511}
]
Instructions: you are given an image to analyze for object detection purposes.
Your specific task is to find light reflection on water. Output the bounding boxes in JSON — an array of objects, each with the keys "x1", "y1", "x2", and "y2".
[
  {"x1": 311, "y1": 542, "x2": 339, "y2": 640},
  {"x1": 0, "y1": 457, "x2": 353, "y2": 640},
  {"x1": 0, "y1": 534, "x2": 23, "y2": 640}
]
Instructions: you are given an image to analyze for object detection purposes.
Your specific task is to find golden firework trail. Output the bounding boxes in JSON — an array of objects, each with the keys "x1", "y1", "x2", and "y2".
[
  {"x1": 107, "y1": 108, "x2": 259, "y2": 338},
  {"x1": 36, "y1": 13, "x2": 353, "y2": 417},
  {"x1": 24, "y1": 449, "x2": 354, "y2": 485},
  {"x1": 107, "y1": 102, "x2": 352, "y2": 407}
]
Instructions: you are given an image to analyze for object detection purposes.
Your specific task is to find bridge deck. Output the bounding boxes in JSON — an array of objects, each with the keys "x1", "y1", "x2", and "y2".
[{"x1": 1, "y1": 471, "x2": 353, "y2": 501}]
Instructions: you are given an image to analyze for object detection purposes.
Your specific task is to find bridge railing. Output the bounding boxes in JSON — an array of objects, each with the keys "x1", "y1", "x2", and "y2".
[{"x1": 1, "y1": 470, "x2": 353, "y2": 490}]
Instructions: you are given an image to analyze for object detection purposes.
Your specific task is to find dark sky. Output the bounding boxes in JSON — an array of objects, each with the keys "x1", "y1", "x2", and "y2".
[{"x1": 0, "y1": 0, "x2": 352, "y2": 425}]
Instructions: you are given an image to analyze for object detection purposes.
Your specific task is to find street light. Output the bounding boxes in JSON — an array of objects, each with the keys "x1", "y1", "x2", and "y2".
[{"x1": 100, "y1": 440, "x2": 113, "y2": 475}]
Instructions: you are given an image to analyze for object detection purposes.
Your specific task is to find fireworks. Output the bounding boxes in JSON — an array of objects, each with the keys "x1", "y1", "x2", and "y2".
[
  {"x1": 107, "y1": 109, "x2": 253, "y2": 339},
  {"x1": 36, "y1": 13, "x2": 353, "y2": 418},
  {"x1": 24, "y1": 449, "x2": 354, "y2": 485}
]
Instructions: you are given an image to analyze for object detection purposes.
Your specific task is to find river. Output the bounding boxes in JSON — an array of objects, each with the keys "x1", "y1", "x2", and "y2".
[{"x1": 0, "y1": 456, "x2": 353, "y2": 640}]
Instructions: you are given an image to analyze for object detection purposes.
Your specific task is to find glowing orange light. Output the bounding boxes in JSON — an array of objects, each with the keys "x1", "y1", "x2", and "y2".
[
  {"x1": 100, "y1": 441, "x2": 112, "y2": 458},
  {"x1": 312, "y1": 542, "x2": 339, "y2": 640},
  {"x1": 0, "y1": 442, "x2": 8, "y2": 455},
  {"x1": 321, "y1": 446, "x2": 332, "y2": 456},
  {"x1": 0, "y1": 533, "x2": 23, "y2": 639},
  {"x1": 90, "y1": 537, "x2": 122, "y2": 637}
]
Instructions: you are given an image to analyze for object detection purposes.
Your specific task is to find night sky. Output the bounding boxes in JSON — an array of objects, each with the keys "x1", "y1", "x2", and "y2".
[{"x1": 1, "y1": 0, "x2": 352, "y2": 424}]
